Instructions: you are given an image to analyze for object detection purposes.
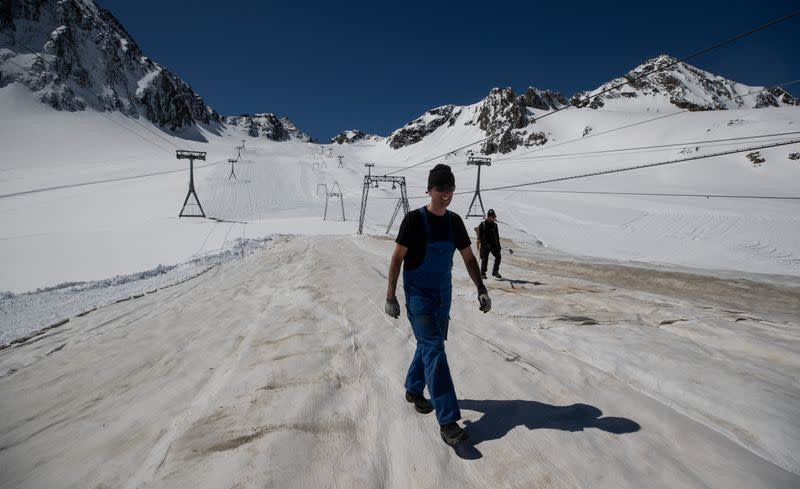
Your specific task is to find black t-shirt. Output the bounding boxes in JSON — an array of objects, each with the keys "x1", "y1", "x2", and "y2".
[{"x1": 395, "y1": 207, "x2": 471, "y2": 271}]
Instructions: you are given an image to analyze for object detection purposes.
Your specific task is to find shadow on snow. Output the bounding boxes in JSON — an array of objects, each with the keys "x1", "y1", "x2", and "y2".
[{"x1": 452, "y1": 399, "x2": 641, "y2": 460}]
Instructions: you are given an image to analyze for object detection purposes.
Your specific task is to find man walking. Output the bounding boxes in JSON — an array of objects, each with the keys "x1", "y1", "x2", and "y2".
[
  {"x1": 384, "y1": 164, "x2": 491, "y2": 446},
  {"x1": 477, "y1": 209, "x2": 502, "y2": 279}
]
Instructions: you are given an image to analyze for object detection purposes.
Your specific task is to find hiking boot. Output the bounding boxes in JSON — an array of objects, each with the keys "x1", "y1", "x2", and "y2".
[
  {"x1": 440, "y1": 422, "x2": 469, "y2": 446},
  {"x1": 405, "y1": 391, "x2": 433, "y2": 414},
  {"x1": 492, "y1": 272, "x2": 502, "y2": 279}
]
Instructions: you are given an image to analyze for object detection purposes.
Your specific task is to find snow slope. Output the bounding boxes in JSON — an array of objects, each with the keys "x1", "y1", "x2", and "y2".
[
  {"x1": 2, "y1": 61, "x2": 800, "y2": 489},
  {"x1": 1, "y1": 235, "x2": 797, "y2": 488},
  {"x1": 2, "y1": 79, "x2": 800, "y2": 343}
]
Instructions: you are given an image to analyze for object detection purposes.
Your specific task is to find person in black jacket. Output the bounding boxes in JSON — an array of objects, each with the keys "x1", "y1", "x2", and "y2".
[{"x1": 477, "y1": 209, "x2": 502, "y2": 279}]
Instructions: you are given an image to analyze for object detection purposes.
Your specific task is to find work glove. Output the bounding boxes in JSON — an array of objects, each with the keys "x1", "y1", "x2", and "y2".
[
  {"x1": 385, "y1": 296, "x2": 401, "y2": 318},
  {"x1": 477, "y1": 285, "x2": 491, "y2": 313}
]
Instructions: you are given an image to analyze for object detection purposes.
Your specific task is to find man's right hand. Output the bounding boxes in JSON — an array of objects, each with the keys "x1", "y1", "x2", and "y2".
[{"x1": 385, "y1": 296, "x2": 401, "y2": 318}]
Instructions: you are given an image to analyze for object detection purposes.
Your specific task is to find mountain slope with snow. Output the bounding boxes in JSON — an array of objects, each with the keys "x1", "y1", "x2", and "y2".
[
  {"x1": 1, "y1": 6, "x2": 799, "y2": 488},
  {"x1": 0, "y1": 0, "x2": 219, "y2": 129},
  {"x1": 223, "y1": 113, "x2": 311, "y2": 142},
  {"x1": 572, "y1": 55, "x2": 799, "y2": 111},
  {"x1": 383, "y1": 55, "x2": 798, "y2": 155}
]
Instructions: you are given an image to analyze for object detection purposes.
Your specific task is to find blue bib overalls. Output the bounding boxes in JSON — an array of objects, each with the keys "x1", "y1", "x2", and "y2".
[{"x1": 402, "y1": 208, "x2": 461, "y2": 426}]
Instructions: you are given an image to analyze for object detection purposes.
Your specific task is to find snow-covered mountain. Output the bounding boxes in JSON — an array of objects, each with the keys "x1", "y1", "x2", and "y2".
[
  {"x1": 386, "y1": 55, "x2": 798, "y2": 155},
  {"x1": 386, "y1": 89, "x2": 557, "y2": 155},
  {"x1": 330, "y1": 129, "x2": 384, "y2": 144},
  {"x1": 572, "y1": 55, "x2": 799, "y2": 111},
  {"x1": 223, "y1": 113, "x2": 311, "y2": 142},
  {"x1": 0, "y1": 0, "x2": 219, "y2": 130}
]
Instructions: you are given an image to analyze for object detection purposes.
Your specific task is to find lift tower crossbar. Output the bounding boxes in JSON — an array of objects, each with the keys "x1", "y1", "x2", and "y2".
[
  {"x1": 358, "y1": 175, "x2": 409, "y2": 235},
  {"x1": 465, "y1": 155, "x2": 492, "y2": 219},
  {"x1": 324, "y1": 192, "x2": 345, "y2": 221},
  {"x1": 176, "y1": 150, "x2": 206, "y2": 218}
]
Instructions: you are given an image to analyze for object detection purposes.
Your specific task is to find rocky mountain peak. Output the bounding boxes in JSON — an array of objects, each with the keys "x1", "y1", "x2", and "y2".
[
  {"x1": 521, "y1": 87, "x2": 569, "y2": 111},
  {"x1": 477, "y1": 87, "x2": 528, "y2": 133},
  {"x1": 330, "y1": 130, "x2": 383, "y2": 144},
  {"x1": 0, "y1": 0, "x2": 219, "y2": 129},
  {"x1": 387, "y1": 104, "x2": 462, "y2": 149},
  {"x1": 571, "y1": 54, "x2": 799, "y2": 111},
  {"x1": 388, "y1": 86, "x2": 565, "y2": 155},
  {"x1": 223, "y1": 113, "x2": 311, "y2": 142}
]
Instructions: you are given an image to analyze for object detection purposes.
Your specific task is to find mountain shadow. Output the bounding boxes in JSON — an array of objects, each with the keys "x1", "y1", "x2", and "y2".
[{"x1": 459, "y1": 399, "x2": 640, "y2": 446}]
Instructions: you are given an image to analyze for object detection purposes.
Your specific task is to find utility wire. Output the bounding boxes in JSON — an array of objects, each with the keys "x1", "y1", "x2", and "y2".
[
  {"x1": 497, "y1": 189, "x2": 800, "y2": 200},
  {"x1": 1, "y1": 57, "x2": 28, "y2": 72},
  {"x1": 377, "y1": 11, "x2": 800, "y2": 177},
  {"x1": 454, "y1": 139, "x2": 800, "y2": 195},
  {"x1": 532, "y1": 9, "x2": 800, "y2": 124},
  {"x1": 384, "y1": 138, "x2": 491, "y2": 176},
  {"x1": 0, "y1": 30, "x2": 53, "y2": 67},
  {"x1": 496, "y1": 130, "x2": 800, "y2": 165},
  {"x1": 0, "y1": 159, "x2": 227, "y2": 200},
  {"x1": 1, "y1": 30, "x2": 195, "y2": 153}
]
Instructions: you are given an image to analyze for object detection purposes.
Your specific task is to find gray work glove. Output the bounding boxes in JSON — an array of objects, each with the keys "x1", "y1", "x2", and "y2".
[
  {"x1": 477, "y1": 285, "x2": 491, "y2": 313},
  {"x1": 385, "y1": 296, "x2": 401, "y2": 318}
]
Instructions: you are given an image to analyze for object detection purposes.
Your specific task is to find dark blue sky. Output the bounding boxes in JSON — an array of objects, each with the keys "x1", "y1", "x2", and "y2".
[{"x1": 97, "y1": 0, "x2": 799, "y2": 142}]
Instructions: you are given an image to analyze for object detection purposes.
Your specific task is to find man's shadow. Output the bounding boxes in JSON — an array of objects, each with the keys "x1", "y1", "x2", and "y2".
[
  {"x1": 461, "y1": 399, "x2": 641, "y2": 442},
  {"x1": 452, "y1": 399, "x2": 640, "y2": 460}
]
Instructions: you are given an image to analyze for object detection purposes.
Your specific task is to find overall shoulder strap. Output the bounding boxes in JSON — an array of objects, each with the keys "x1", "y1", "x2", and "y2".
[
  {"x1": 446, "y1": 211, "x2": 453, "y2": 241},
  {"x1": 418, "y1": 207, "x2": 432, "y2": 240}
]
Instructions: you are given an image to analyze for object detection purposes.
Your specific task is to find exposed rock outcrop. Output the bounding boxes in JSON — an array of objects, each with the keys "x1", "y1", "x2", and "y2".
[
  {"x1": 223, "y1": 113, "x2": 311, "y2": 142},
  {"x1": 0, "y1": 0, "x2": 219, "y2": 129}
]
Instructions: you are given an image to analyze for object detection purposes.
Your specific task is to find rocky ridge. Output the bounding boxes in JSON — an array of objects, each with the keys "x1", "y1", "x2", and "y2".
[
  {"x1": 571, "y1": 55, "x2": 798, "y2": 111},
  {"x1": 387, "y1": 87, "x2": 561, "y2": 154},
  {"x1": 385, "y1": 55, "x2": 798, "y2": 154},
  {"x1": 0, "y1": 0, "x2": 219, "y2": 130},
  {"x1": 331, "y1": 130, "x2": 384, "y2": 144},
  {"x1": 224, "y1": 113, "x2": 311, "y2": 142}
]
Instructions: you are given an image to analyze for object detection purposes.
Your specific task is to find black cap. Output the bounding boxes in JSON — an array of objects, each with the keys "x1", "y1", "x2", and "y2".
[
  {"x1": 428, "y1": 164, "x2": 455, "y2": 189},
  {"x1": 487, "y1": 209, "x2": 496, "y2": 217}
]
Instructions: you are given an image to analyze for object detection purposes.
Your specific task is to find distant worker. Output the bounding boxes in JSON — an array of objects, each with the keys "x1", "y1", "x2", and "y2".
[
  {"x1": 384, "y1": 163, "x2": 491, "y2": 447},
  {"x1": 477, "y1": 209, "x2": 502, "y2": 279}
]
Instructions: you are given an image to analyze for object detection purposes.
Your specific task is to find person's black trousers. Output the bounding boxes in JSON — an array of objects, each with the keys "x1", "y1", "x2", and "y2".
[{"x1": 480, "y1": 246, "x2": 501, "y2": 274}]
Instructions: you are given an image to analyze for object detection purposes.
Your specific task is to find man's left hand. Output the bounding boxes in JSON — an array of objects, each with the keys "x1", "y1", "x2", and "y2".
[
  {"x1": 385, "y1": 296, "x2": 401, "y2": 318},
  {"x1": 477, "y1": 285, "x2": 491, "y2": 313}
]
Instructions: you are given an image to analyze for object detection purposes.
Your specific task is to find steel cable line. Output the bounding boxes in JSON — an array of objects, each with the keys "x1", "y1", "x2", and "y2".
[
  {"x1": 0, "y1": 159, "x2": 227, "y2": 200},
  {"x1": 531, "y1": 9, "x2": 800, "y2": 124},
  {"x1": 377, "y1": 11, "x2": 800, "y2": 177},
  {"x1": 1, "y1": 57, "x2": 28, "y2": 72},
  {"x1": 496, "y1": 131, "x2": 800, "y2": 165},
  {"x1": 405, "y1": 132, "x2": 800, "y2": 200},
  {"x1": 0, "y1": 31, "x2": 197, "y2": 154},
  {"x1": 384, "y1": 138, "x2": 492, "y2": 176},
  {"x1": 5, "y1": 53, "x2": 176, "y2": 153},
  {"x1": 495, "y1": 189, "x2": 800, "y2": 200},
  {"x1": 497, "y1": 79, "x2": 800, "y2": 163},
  {"x1": 451, "y1": 139, "x2": 800, "y2": 196}
]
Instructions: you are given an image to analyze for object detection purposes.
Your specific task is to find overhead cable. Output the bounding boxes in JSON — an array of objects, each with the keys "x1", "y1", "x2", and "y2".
[
  {"x1": 497, "y1": 79, "x2": 800, "y2": 163},
  {"x1": 456, "y1": 139, "x2": 800, "y2": 195},
  {"x1": 379, "y1": 11, "x2": 800, "y2": 176}
]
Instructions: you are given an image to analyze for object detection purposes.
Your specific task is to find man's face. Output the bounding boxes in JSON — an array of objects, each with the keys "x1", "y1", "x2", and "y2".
[
  {"x1": 429, "y1": 185, "x2": 455, "y2": 208},
  {"x1": 487, "y1": 215, "x2": 496, "y2": 222}
]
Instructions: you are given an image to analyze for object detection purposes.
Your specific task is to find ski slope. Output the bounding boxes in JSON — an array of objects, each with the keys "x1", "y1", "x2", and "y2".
[
  {"x1": 2, "y1": 79, "x2": 800, "y2": 487},
  {"x1": 1, "y1": 235, "x2": 798, "y2": 488}
]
